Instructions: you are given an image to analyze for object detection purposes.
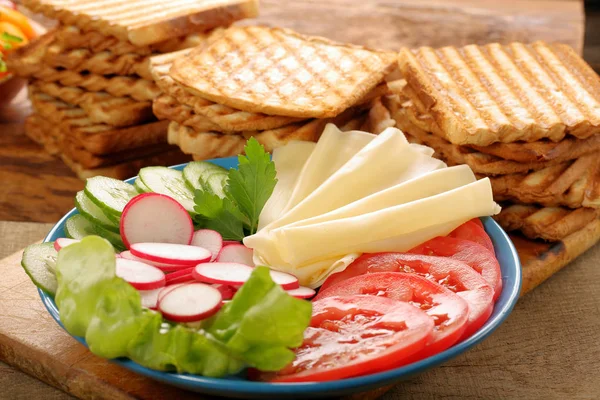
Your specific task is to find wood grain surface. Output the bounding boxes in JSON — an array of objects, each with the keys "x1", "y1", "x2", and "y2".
[{"x1": 1, "y1": 221, "x2": 599, "y2": 400}]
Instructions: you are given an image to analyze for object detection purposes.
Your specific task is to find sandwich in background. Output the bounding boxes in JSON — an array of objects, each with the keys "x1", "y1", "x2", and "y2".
[
  {"x1": 148, "y1": 25, "x2": 400, "y2": 160},
  {"x1": 7, "y1": 0, "x2": 258, "y2": 179},
  {"x1": 389, "y1": 41, "x2": 600, "y2": 293}
]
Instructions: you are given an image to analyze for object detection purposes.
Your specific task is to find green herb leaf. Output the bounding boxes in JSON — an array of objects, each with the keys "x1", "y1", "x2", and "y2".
[
  {"x1": 225, "y1": 138, "x2": 277, "y2": 235},
  {"x1": 193, "y1": 189, "x2": 245, "y2": 241},
  {"x1": 1, "y1": 32, "x2": 23, "y2": 43}
]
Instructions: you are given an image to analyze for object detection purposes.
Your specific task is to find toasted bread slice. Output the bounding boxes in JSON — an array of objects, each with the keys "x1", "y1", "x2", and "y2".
[
  {"x1": 29, "y1": 88, "x2": 168, "y2": 154},
  {"x1": 149, "y1": 50, "x2": 304, "y2": 132},
  {"x1": 168, "y1": 119, "x2": 329, "y2": 159},
  {"x1": 170, "y1": 26, "x2": 397, "y2": 118},
  {"x1": 28, "y1": 66, "x2": 160, "y2": 101},
  {"x1": 394, "y1": 105, "x2": 564, "y2": 175},
  {"x1": 490, "y1": 154, "x2": 600, "y2": 209},
  {"x1": 495, "y1": 203, "x2": 600, "y2": 241},
  {"x1": 21, "y1": 0, "x2": 258, "y2": 46},
  {"x1": 43, "y1": 43, "x2": 153, "y2": 80},
  {"x1": 34, "y1": 81, "x2": 154, "y2": 127},
  {"x1": 469, "y1": 135, "x2": 600, "y2": 163},
  {"x1": 55, "y1": 25, "x2": 214, "y2": 56},
  {"x1": 152, "y1": 94, "x2": 223, "y2": 132},
  {"x1": 60, "y1": 149, "x2": 191, "y2": 180},
  {"x1": 24, "y1": 114, "x2": 62, "y2": 155},
  {"x1": 398, "y1": 42, "x2": 600, "y2": 146}
]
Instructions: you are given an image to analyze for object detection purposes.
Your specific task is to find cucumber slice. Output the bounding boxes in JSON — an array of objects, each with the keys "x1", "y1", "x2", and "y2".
[
  {"x1": 139, "y1": 166, "x2": 195, "y2": 213},
  {"x1": 65, "y1": 214, "x2": 96, "y2": 239},
  {"x1": 182, "y1": 161, "x2": 226, "y2": 192},
  {"x1": 134, "y1": 177, "x2": 151, "y2": 193},
  {"x1": 204, "y1": 172, "x2": 228, "y2": 198},
  {"x1": 75, "y1": 191, "x2": 120, "y2": 233},
  {"x1": 21, "y1": 243, "x2": 58, "y2": 296},
  {"x1": 84, "y1": 176, "x2": 138, "y2": 217},
  {"x1": 65, "y1": 214, "x2": 125, "y2": 251}
]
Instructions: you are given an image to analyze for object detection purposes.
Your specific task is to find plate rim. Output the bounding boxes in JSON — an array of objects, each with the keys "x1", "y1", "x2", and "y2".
[{"x1": 39, "y1": 158, "x2": 522, "y2": 396}]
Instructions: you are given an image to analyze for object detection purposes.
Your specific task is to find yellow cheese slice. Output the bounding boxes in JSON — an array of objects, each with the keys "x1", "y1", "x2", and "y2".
[
  {"x1": 257, "y1": 141, "x2": 316, "y2": 230},
  {"x1": 271, "y1": 178, "x2": 499, "y2": 266},
  {"x1": 281, "y1": 124, "x2": 376, "y2": 214}
]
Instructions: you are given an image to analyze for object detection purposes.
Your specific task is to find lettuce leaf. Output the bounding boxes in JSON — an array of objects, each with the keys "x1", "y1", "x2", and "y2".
[{"x1": 52, "y1": 236, "x2": 311, "y2": 377}]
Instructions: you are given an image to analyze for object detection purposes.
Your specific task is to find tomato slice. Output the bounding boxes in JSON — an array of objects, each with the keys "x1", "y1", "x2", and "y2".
[
  {"x1": 268, "y1": 295, "x2": 434, "y2": 382},
  {"x1": 470, "y1": 218, "x2": 484, "y2": 229},
  {"x1": 315, "y1": 272, "x2": 469, "y2": 358},
  {"x1": 448, "y1": 220, "x2": 495, "y2": 255},
  {"x1": 320, "y1": 253, "x2": 494, "y2": 339},
  {"x1": 409, "y1": 236, "x2": 502, "y2": 300}
]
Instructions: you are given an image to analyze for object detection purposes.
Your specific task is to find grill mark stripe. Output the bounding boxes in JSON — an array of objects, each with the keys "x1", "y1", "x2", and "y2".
[
  {"x1": 414, "y1": 47, "x2": 489, "y2": 137},
  {"x1": 460, "y1": 44, "x2": 538, "y2": 140}
]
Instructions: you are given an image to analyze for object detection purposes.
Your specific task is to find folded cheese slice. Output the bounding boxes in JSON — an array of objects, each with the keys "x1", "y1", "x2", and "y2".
[
  {"x1": 281, "y1": 124, "x2": 376, "y2": 215},
  {"x1": 257, "y1": 141, "x2": 316, "y2": 230},
  {"x1": 272, "y1": 178, "x2": 499, "y2": 266}
]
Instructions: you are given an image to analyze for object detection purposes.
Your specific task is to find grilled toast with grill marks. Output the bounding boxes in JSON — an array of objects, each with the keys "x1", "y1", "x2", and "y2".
[
  {"x1": 398, "y1": 42, "x2": 600, "y2": 146},
  {"x1": 21, "y1": 0, "x2": 258, "y2": 46},
  {"x1": 170, "y1": 26, "x2": 398, "y2": 119}
]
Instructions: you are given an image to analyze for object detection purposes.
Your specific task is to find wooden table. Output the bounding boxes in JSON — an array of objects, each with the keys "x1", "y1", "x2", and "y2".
[{"x1": 1, "y1": 0, "x2": 600, "y2": 399}]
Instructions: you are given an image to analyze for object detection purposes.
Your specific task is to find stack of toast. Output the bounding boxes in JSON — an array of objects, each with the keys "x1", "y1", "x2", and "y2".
[
  {"x1": 389, "y1": 41, "x2": 600, "y2": 291},
  {"x1": 148, "y1": 26, "x2": 400, "y2": 160},
  {"x1": 8, "y1": 0, "x2": 258, "y2": 179}
]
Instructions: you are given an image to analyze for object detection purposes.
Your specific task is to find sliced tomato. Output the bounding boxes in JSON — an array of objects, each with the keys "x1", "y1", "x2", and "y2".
[
  {"x1": 315, "y1": 272, "x2": 469, "y2": 358},
  {"x1": 448, "y1": 220, "x2": 495, "y2": 255},
  {"x1": 470, "y1": 218, "x2": 484, "y2": 229},
  {"x1": 409, "y1": 236, "x2": 502, "y2": 300},
  {"x1": 0, "y1": 7, "x2": 35, "y2": 39},
  {"x1": 268, "y1": 295, "x2": 434, "y2": 382},
  {"x1": 320, "y1": 253, "x2": 494, "y2": 339}
]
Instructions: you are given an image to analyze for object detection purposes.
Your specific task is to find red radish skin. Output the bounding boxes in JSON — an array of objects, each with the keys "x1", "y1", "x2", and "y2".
[
  {"x1": 223, "y1": 240, "x2": 241, "y2": 246},
  {"x1": 139, "y1": 288, "x2": 162, "y2": 309},
  {"x1": 191, "y1": 230, "x2": 223, "y2": 261},
  {"x1": 54, "y1": 238, "x2": 80, "y2": 252},
  {"x1": 116, "y1": 258, "x2": 166, "y2": 290},
  {"x1": 158, "y1": 283, "x2": 222, "y2": 322},
  {"x1": 130, "y1": 243, "x2": 211, "y2": 266},
  {"x1": 269, "y1": 270, "x2": 299, "y2": 290},
  {"x1": 193, "y1": 262, "x2": 254, "y2": 286},
  {"x1": 216, "y1": 244, "x2": 255, "y2": 266},
  {"x1": 120, "y1": 193, "x2": 194, "y2": 249},
  {"x1": 286, "y1": 286, "x2": 316, "y2": 299},
  {"x1": 165, "y1": 267, "x2": 195, "y2": 285},
  {"x1": 212, "y1": 284, "x2": 235, "y2": 300},
  {"x1": 120, "y1": 250, "x2": 191, "y2": 271}
]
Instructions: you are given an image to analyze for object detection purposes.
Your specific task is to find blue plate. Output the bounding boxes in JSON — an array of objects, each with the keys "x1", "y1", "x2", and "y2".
[{"x1": 41, "y1": 157, "x2": 521, "y2": 399}]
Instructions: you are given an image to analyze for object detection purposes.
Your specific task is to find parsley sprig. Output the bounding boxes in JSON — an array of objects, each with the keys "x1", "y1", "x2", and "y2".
[{"x1": 193, "y1": 138, "x2": 277, "y2": 241}]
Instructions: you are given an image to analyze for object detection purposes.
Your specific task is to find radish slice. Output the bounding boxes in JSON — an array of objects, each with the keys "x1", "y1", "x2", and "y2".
[
  {"x1": 223, "y1": 240, "x2": 241, "y2": 246},
  {"x1": 165, "y1": 267, "x2": 195, "y2": 285},
  {"x1": 212, "y1": 283, "x2": 235, "y2": 300},
  {"x1": 216, "y1": 244, "x2": 255, "y2": 266},
  {"x1": 54, "y1": 238, "x2": 80, "y2": 251},
  {"x1": 130, "y1": 243, "x2": 211, "y2": 266},
  {"x1": 139, "y1": 288, "x2": 162, "y2": 309},
  {"x1": 191, "y1": 230, "x2": 223, "y2": 261},
  {"x1": 269, "y1": 270, "x2": 299, "y2": 290},
  {"x1": 157, "y1": 283, "x2": 187, "y2": 303},
  {"x1": 286, "y1": 286, "x2": 316, "y2": 299},
  {"x1": 116, "y1": 258, "x2": 166, "y2": 290},
  {"x1": 120, "y1": 193, "x2": 194, "y2": 249},
  {"x1": 158, "y1": 283, "x2": 222, "y2": 322},
  {"x1": 120, "y1": 250, "x2": 190, "y2": 271},
  {"x1": 193, "y1": 262, "x2": 253, "y2": 286}
]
